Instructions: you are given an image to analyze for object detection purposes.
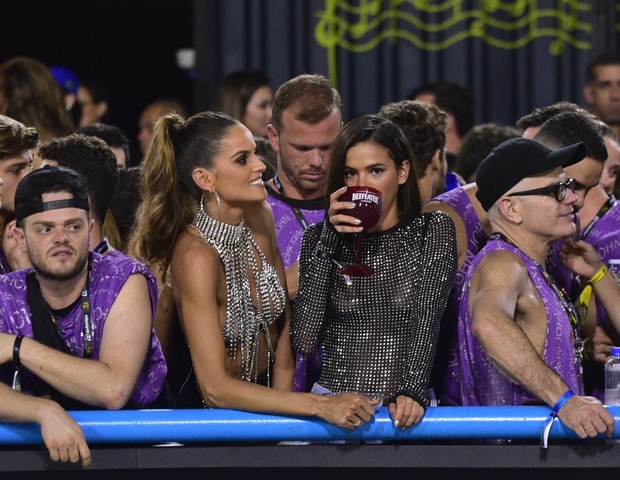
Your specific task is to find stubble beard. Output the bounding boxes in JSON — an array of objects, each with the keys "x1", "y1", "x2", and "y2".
[
  {"x1": 280, "y1": 162, "x2": 326, "y2": 199},
  {"x1": 32, "y1": 249, "x2": 89, "y2": 282}
]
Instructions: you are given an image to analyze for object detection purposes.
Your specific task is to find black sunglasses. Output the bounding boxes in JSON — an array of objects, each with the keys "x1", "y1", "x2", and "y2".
[{"x1": 508, "y1": 178, "x2": 576, "y2": 202}]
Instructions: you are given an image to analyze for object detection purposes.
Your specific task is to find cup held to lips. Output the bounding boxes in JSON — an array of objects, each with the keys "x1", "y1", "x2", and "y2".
[{"x1": 337, "y1": 186, "x2": 382, "y2": 229}]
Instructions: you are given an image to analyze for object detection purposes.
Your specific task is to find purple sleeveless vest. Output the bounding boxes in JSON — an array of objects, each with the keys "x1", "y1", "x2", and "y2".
[
  {"x1": 429, "y1": 187, "x2": 487, "y2": 405},
  {"x1": 584, "y1": 200, "x2": 620, "y2": 329},
  {"x1": 0, "y1": 247, "x2": 11, "y2": 275},
  {"x1": 457, "y1": 239, "x2": 581, "y2": 406},
  {"x1": 266, "y1": 188, "x2": 325, "y2": 269},
  {"x1": 0, "y1": 252, "x2": 167, "y2": 406},
  {"x1": 267, "y1": 186, "x2": 325, "y2": 392}
]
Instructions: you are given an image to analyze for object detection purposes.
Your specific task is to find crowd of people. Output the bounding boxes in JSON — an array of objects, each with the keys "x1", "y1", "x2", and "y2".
[{"x1": 0, "y1": 51, "x2": 620, "y2": 466}]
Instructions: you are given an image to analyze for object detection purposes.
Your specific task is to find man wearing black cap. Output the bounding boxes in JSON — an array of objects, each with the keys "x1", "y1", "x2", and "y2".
[
  {"x1": 456, "y1": 138, "x2": 615, "y2": 443},
  {"x1": 37, "y1": 133, "x2": 121, "y2": 255},
  {"x1": 0, "y1": 166, "x2": 167, "y2": 467}
]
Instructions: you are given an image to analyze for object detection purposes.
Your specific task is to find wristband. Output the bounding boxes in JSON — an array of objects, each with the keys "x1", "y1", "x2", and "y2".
[
  {"x1": 11, "y1": 335, "x2": 24, "y2": 392},
  {"x1": 575, "y1": 266, "x2": 608, "y2": 321},
  {"x1": 587, "y1": 265, "x2": 608, "y2": 285},
  {"x1": 552, "y1": 389, "x2": 575, "y2": 414},
  {"x1": 12, "y1": 335, "x2": 24, "y2": 368},
  {"x1": 540, "y1": 389, "x2": 575, "y2": 449}
]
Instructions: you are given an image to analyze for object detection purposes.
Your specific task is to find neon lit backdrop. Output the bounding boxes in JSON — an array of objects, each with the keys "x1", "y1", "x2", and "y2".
[{"x1": 314, "y1": 0, "x2": 593, "y2": 85}]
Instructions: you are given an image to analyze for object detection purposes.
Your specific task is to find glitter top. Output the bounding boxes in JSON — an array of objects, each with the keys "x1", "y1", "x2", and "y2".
[
  {"x1": 191, "y1": 204, "x2": 287, "y2": 384},
  {"x1": 291, "y1": 211, "x2": 457, "y2": 404}
]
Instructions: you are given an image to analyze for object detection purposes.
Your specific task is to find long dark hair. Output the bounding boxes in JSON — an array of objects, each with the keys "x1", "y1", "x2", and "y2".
[
  {"x1": 131, "y1": 111, "x2": 239, "y2": 272},
  {"x1": 326, "y1": 114, "x2": 421, "y2": 223}
]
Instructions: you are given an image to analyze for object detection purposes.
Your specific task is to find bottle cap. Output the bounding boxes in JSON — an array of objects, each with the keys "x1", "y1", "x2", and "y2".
[{"x1": 612, "y1": 346, "x2": 620, "y2": 357}]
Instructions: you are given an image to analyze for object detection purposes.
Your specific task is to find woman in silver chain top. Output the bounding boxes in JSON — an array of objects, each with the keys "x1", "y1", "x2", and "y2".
[
  {"x1": 131, "y1": 111, "x2": 375, "y2": 428},
  {"x1": 291, "y1": 115, "x2": 458, "y2": 429}
]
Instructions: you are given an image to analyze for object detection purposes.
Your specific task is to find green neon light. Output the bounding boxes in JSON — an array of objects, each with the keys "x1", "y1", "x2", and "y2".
[{"x1": 315, "y1": 0, "x2": 593, "y2": 88}]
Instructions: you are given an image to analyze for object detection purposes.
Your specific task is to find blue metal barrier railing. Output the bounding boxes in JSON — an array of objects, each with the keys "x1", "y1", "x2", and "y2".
[{"x1": 0, "y1": 406, "x2": 618, "y2": 446}]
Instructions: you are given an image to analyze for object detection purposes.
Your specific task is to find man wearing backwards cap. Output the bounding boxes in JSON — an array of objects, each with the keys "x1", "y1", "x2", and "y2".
[
  {"x1": 456, "y1": 138, "x2": 615, "y2": 442},
  {"x1": 0, "y1": 166, "x2": 167, "y2": 467}
]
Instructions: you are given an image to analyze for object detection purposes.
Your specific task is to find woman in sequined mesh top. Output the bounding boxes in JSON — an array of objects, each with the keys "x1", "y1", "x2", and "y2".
[
  {"x1": 131, "y1": 111, "x2": 375, "y2": 428},
  {"x1": 291, "y1": 115, "x2": 458, "y2": 429}
]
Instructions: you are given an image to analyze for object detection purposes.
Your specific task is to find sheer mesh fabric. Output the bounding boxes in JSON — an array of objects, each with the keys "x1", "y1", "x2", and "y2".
[{"x1": 291, "y1": 211, "x2": 457, "y2": 404}]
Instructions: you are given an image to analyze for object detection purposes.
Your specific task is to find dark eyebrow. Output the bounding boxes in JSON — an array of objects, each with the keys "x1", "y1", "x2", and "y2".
[
  {"x1": 32, "y1": 217, "x2": 86, "y2": 227},
  {"x1": 8, "y1": 160, "x2": 29, "y2": 169},
  {"x1": 290, "y1": 141, "x2": 333, "y2": 150}
]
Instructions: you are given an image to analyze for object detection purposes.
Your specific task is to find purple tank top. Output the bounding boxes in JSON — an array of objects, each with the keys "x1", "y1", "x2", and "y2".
[
  {"x1": 457, "y1": 239, "x2": 581, "y2": 406},
  {"x1": 583, "y1": 200, "x2": 620, "y2": 328},
  {"x1": 266, "y1": 187, "x2": 325, "y2": 269},
  {"x1": 0, "y1": 252, "x2": 167, "y2": 406},
  {"x1": 429, "y1": 187, "x2": 487, "y2": 405},
  {"x1": 0, "y1": 247, "x2": 11, "y2": 275}
]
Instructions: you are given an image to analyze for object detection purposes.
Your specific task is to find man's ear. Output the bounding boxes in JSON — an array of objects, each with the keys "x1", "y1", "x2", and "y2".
[
  {"x1": 583, "y1": 85, "x2": 593, "y2": 106},
  {"x1": 95, "y1": 101, "x2": 109, "y2": 120},
  {"x1": 266, "y1": 124, "x2": 280, "y2": 152},
  {"x1": 430, "y1": 149, "x2": 443, "y2": 173},
  {"x1": 497, "y1": 196, "x2": 523, "y2": 224},
  {"x1": 192, "y1": 167, "x2": 217, "y2": 192},
  {"x1": 10, "y1": 221, "x2": 28, "y2": 251}
]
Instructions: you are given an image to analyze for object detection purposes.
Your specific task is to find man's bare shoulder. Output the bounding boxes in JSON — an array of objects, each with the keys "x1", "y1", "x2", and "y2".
[{"x1": 472, "y1": 248, "x2": 529, "y2": 290}]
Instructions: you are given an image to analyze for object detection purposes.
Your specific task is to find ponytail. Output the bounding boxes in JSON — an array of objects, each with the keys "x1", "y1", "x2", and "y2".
[
  {"x1": 130, "y1": 114, "x2": 194, "y2": 271},
  {"x1": 130, "y1": 111, "x2": 238, "y2": 273}
]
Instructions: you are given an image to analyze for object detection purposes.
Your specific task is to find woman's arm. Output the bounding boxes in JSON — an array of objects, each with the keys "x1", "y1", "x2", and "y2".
[
  {"x1": 397, "y1": 213, "x2": 458, "y2": 407},
  {"x1": 289, "y1": 223, "x2": 338, "y2": 354},
  {"x1": 259, "y1": 202, "x2": 295, "y2": 391},
  {"x1": 291, "y1": 187, "x2": 356, "y2": 354},
  {"x1": 172, "y1": 231, "x2": 375, "y2": 427}
]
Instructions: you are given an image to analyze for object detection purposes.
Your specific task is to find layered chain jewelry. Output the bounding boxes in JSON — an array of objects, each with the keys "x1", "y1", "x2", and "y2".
[{"x1": 191, "y1": 198, "x2": 286, "y2": 385}]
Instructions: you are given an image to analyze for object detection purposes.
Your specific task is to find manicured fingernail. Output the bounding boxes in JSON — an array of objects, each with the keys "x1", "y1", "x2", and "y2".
[
  {"x1": 394, "y1": 420, "x2": 399, "y2": 428},
  {"x1": 354, "y1": 218, "x2": 361, "y2": 224}
]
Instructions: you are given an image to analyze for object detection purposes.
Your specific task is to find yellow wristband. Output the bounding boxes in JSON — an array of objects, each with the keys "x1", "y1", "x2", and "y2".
[{"x1": 588, "y1": 265, "x2": 608, "y2": 285}]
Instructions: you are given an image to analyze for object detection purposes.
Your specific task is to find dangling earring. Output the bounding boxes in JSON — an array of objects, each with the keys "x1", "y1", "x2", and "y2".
[{"x1": 213, "y1": 191, "x2": 221, "y2": 219}]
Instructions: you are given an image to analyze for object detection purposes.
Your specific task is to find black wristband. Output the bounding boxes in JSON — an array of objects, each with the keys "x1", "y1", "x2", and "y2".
[
  {"x1": 388, "y1": 390, "x2": 428, "y2": 411},
  {"x1": 12, "y1": 335, "x2": 24, "y2": 368}
]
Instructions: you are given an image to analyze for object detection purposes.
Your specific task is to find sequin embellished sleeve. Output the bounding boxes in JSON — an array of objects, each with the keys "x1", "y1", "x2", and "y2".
[
  {"x1": 290, "y1": 221, "x2": 339, "y2": 355},
  {"x1": 397, "y1": 212, "x2": 457, "y2": 403}
]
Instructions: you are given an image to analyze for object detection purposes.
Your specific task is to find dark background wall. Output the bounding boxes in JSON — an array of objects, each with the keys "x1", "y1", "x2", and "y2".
[
  {"x1": 2, "y1": 0, "x2": 618, "y2": 165},
  {"x1": 2, "y1": 0, "x2": 193, "y2": 163},
  {"x1": 193, "y1": 0, "x2": 618, "y2": 125}
]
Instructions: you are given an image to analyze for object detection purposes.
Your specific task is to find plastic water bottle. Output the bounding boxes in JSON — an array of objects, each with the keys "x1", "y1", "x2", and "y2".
[{"x1": 604, "y1": 346, "x2": 620, "y2": 406}]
